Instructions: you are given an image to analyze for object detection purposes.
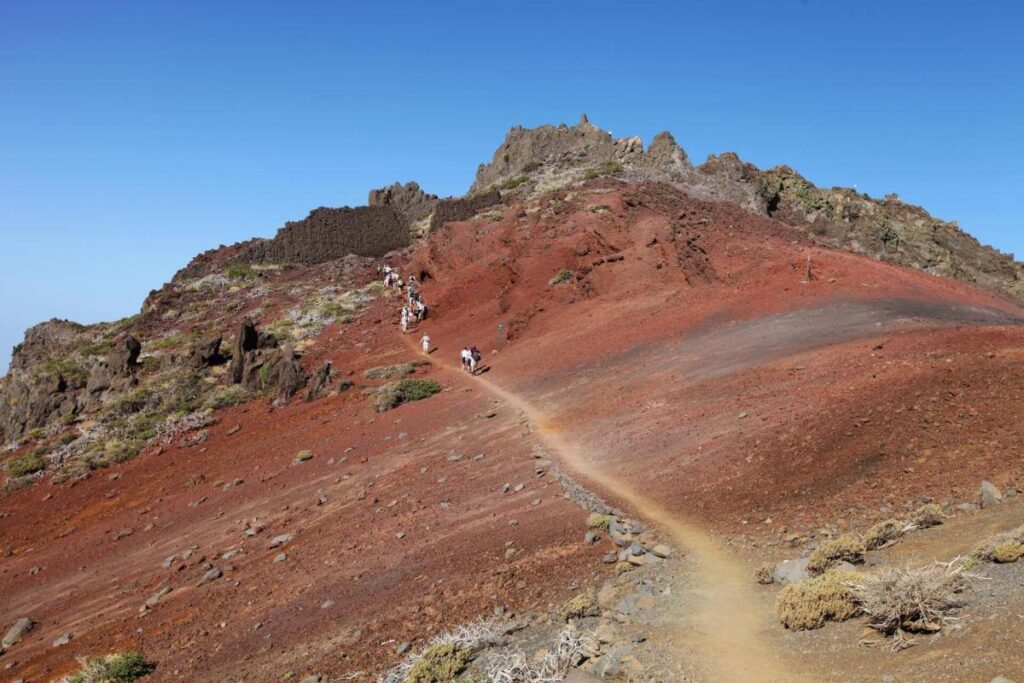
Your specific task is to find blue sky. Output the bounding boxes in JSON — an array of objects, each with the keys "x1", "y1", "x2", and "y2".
[{"x1": 2, "y1": 1, "x2": 1022, "y2": 371}]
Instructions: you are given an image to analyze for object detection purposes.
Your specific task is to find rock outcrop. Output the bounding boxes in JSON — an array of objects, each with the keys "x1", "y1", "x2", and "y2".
[
  {"x1": 429, "y1": 189, "x2": 502, "y2": 232},
  {"x1": 229, "y1": 319, "x2": 306, "y2": 399},
  {"x1": 471, "y1": 115, "x2": 1024, "y2": 299},
  {"x1": 368, "y1": 181, "x2": 439, "y2": 225}
]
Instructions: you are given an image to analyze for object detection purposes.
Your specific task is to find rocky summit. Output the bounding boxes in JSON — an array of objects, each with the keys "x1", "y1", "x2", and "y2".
[{"x1": 3, "y1": 117, "x2": 1024, "y2": 683}]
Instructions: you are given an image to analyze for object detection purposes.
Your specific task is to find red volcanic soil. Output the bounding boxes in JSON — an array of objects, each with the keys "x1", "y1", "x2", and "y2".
[
  {"x1": 0, "y1": 299, "x2": 604, "y2": 682},
  {"x1": 5, "y1": 179, "x2": 1024, "y2": 681},
  {"x1": 411, "y1": 180, "x2": 1024, "y2": 537}
]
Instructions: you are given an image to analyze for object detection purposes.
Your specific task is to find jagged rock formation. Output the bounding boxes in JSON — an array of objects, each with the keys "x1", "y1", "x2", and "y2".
[
  {"x1": 429, "y1": 189, "x2": 502, "y2": 232},
  {"x1": 10, "y1": 320, "x2": 89, "y2": 372},
  {"x1": 368, "y1": 182, "x2": 439, "y2": 225},
  {"x1": 186, "y1": 336, "x2": 225, "y2": 370},
  {"x1": 85, "y1": 334, "x2": 140, "y2": 398},
  {"x1": 471, "y1": 115, "x2": 1023, "y2": 298},
  {"x1": 229, "y1": 319, "x2": 306, "y2": 399},
  {"x1": 233, "y1": 206, "x2": 409, "y2": 267}
]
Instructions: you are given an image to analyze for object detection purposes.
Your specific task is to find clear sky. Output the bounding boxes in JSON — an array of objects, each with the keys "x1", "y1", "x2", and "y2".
[{"x1": 2, "y1": 1, "x2": 1022, "y2": 371}]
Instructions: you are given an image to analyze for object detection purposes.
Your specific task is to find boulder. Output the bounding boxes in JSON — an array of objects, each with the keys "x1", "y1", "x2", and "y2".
[
  {"x1": 304, "y1": 362, "x2": 333, "y2": 402},
  {"x1": 773, "y1": 557, "x2": 810, "y2": 585},
  {"x1": 2, "y1": 617, "x2": 35, "y2": 649},
  {"x1": 980, "y1": 480, "x2": 1003, "y2": 508},
  {"x1": 187, "y1": 336, "x2": 224, "y2": 369}
]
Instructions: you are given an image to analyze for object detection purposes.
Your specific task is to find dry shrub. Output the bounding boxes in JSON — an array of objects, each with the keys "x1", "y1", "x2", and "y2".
[
  {"x1": 560, "y1": 591, "x2": 598, "y2": 621},
  {"x1": 863, "y1": 519, "x2": 906, "y2": 550},
  {"x1": 853, "y1": 562, "x2": 965, "y2": 650},
  {"x1": 909, "y1": 503, "x2": 944, "y2": 529},
  {"x1": 807, "y1": 534, "x2": 866, "y2": 575},
  {"x1": 754, "y1": 563, "x2": 775, "y2": 585},
  {"x1": 966, "y1": 524, "x2": 1024, "y2": 567},
  {"x1": 776, "y1": 570, "x2": 862, "y2": 630},
  {"x1": 406, "y1": 643, "x2": 469, "y2": 683}
]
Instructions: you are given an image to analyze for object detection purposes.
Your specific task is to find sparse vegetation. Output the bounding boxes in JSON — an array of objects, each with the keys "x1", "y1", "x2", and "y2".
[
  {"x1": 560, "y1": 591, "x2": 598, "y2": 621},
  {"x1": 364, "y1": 363, "x2": 418, "y2": 380},
  {"x1": 499, "y1": 175, "x2": 530, "y2": 191},
  {"x1": 966, "y1": 524, "x2": 1024, "y2": 567},
  {"x1": 294, "y1": 449, "x2": 313, "y2": 463},
  {"x1": 62, "y1": 651, "x2": 155, "y2": 683},
  {"x1": 806, "y1": 534, "x2": 865, "y2": 575},
  {"x1": 854, "y1": 562, "x2": 965, "y2": 650},
  {"x1": 776, "y1": 570, "x2": 862, "y2": 630},
  {"x1": 406, "y1": 642, "x2": 470, "y2": 683},
  {"x1": 371, "y1": 379, "x2": 442, "y2": 412},
  {"x1": 863, "y1": 519, "x2": 906, "y2": 550},
  {"x1": 41, "y1": 358, "x2": 87, "y2": 384},
  {"x1": 909, "y1": 503, "x2": 944, "y2": 529},
  {"x1": 754, "y1": 563, "x2": 775, "y2": 585},
  {"x1": 6, "y1": 452, "x2": 47, "y2": 477},
  {"x1": 582, "y1": 159, "x2": 623, "y2": 180},
  {"x1": 586, "y1": 512, "x2": 613, "y2": 531},
  {"x1": 549, "y1": 269, "x2": 573, "y2": 286},
  {"x1": 225, "y1": 263, "x2": 255, "y2": 279}
]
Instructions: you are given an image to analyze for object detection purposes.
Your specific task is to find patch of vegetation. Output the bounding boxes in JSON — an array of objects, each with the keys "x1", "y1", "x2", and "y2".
[
  {"x1": 41, "y1": 358, "x2": 88, "y2": 384},
  {"x1": 754, "y1": 563, "x2": 775, "y2": 585},
  {"x1": 521, "y1": 160, "x2": 543, "y2": 174},
  {"x1": 406, "y1": 642, "x2": 469, "y2": 683},
  {"x1": 909, "y1": 503, "x2": 944, "y2": 529},
  {"x1": 587, "y1": 203, "x2": 610, "y2": 213},
  {"x1": 225, "y1": 263, "x2": 255, "y2": 279},
  {"x1": 6, "y1": 452, "x2": 47, "y2": 477},
  {"x1": 582, "y1": 159, "x2": 624, "y2": 180},
  {"x1": 2, "y1": 475, "x2": 35, "y2": 495},
  {"x1": 499, "y1": 175, "x2": 530, "y2": 191},
  {"x1": 776, "y1": 570, "x2": 862, "y2": 630},
  {"x1": 372, "y1": 378, "x2": 442, "y2": 412},
  {"x1": 966, "y1": 525, "x2": 1024, "y2": 568},
  {"x1": 294, "y1": 449, "x2": 313, "y2": 463},
  {"x1": 148, "y1": 332, "x2": 197, "y2": 352},
  {"x1": 201, "y1": 385, "x2": 252, "y2": 410},
  {"x1": 364, "y1": 363, "x2": 418, "y2": 380},
  {"x1": 854, "y1": 563, "x2": 964, "y2": 650},
  {"x1": 560, "y1": 591, "x2": 598, "y2": 621},
  {"x1": 549, "y1": 269, "x2": 573, "y2": 286},
  {"x1": 806, "y1": 534, "x2": 865, "y2": 575},
  {"x1": 265, "y1": 318, "x2": 295, "y2": 342},
  {"x1": 64, "y1": 650, "x2": 155, "y2": 683},
  {"x1": 80, "y1": 338, "x2": 113, "y2": 357},
  {"x1": 586, "y1": 512, "x2": 613, "y2": 531},
  {"x1": 862, "y1": 519, "x2": 906, "y2": 550},
  {"x1": 789, "y1": 180, "x2": 834, "y2": 217}
]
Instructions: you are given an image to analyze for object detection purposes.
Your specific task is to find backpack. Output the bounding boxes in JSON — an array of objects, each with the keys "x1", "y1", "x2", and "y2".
[{"x1": 471, "y1": 348, "x2": 481, "y2": 363}]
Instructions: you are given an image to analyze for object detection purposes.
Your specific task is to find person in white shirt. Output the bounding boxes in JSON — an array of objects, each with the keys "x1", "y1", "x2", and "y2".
[{"x1": 420, "y1": 334, "x2": 430, "y2": 354}]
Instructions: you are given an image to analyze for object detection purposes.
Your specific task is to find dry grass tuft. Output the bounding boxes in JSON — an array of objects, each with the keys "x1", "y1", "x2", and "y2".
[
  {"x1": 992, "y1": 540, "x2": 1024, "y2": 564},
  {"x1": 909, "y1": 503, "x2": 945, "y2": 529},
  {"x1": 560, "y1": 591, "x2": 598, "y2": 621},
  {"x1": 776, "y1": 570, "x2": 862, "y2": 630},
  {"x1": 966, "y1": 524, "x2": 1024, "y2": 567},
  {"x1": 853, "y1": 562, "x2": 966, "y2": 651},
  {"x1": 807, "y1": 534, "x2": 866, "y2": 575},
  {"x1": 862, "y1": 519, "x2": 907, "y2": 550}
]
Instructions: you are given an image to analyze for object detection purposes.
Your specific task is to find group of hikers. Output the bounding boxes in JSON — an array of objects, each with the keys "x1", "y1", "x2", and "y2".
[{"x1": 379, "y1": 262, "x2": 482, "y2": 374}]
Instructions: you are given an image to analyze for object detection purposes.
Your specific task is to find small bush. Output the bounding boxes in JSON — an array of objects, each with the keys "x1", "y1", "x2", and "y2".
[
  {"x1": 225, "y1": 263, "x2": 255, "y2": 279},
  {"x1": 64, "y1": 650, "x2": 155, "y2": 683},
  {"x1": 776, "y1": 570, "x2": 861, "y2": 630},
  {"x1": 854, "y1": 563, "x2": 964, "y2": 649},
  {"x1": 294, "y1": 450, "x2": 313, "y2": 463},
  {"x1": 406, "y1": 643, "x2": 469, "y2": 683},
  {"x1": 992, "y1": 540, "x2": 1024, "y2": 564},
  {"x1": 910, "y1": 503, "x2": 944, "y2": 529},
  {"x1": 966, "y1": 525, "x2": 1024, "y2": 566},
  {"x1": 202, "y1": 385, "x2": 252, "y2": 410},
  {"x1": 807, "y1": 534, "x2": 865, "y2": 575},
  {"x1": 370, "y1": 378, "x2": 441, "y2": 412},
  {"x1": 560, "y1": 591, "x2": 598, "y2": 621},
  {"x1": 863, "y1": 519, "x2": 906, "y2": 550},
  {"x1": 364, "y1": 363, "x2": 417, "y2": 380},
  {"x1": 6, "y1": 452, "x2": 47, "y2": 477},
  {"x1": 754, "y1": 563, "x2": 775, "y2": 585},
  {"x1": 586, "y1": 512, "x2": 613, "y2": 531},
  {"x1": 549, "y1": 269, "x2": 573, "y2": 286}
]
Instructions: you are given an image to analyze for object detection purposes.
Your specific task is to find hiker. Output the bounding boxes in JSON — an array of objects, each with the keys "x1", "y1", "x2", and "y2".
[
  {"x1": 420, "y1": 333, "x2": 430, "y2": 354},
  {"x1": 400, "y1": 306, "x2": 410, "y2": 333},
  {"x1": 416, "y1": 298, "x2": 428, "y2": 321},
  {"x1": 460, "y1": 347, "x2": 471, "y2": 372},
  {"x1": 469, "y1": 346, "x2": 481, "y2": 374}
]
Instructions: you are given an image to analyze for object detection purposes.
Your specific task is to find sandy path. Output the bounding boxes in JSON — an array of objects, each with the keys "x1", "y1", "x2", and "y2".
[{"x1": 405, "y1": 337, "x2": 807, "y2": 682}]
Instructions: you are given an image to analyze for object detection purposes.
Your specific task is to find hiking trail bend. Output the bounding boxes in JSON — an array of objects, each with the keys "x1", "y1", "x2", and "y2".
[{"x1": 405, "y1": 337, "x2": 806, "y2": 682}]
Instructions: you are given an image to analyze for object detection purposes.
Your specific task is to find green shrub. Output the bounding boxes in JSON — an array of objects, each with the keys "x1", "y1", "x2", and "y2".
[
  {"x1": 80, "y1": 339, "x2": 113, "y2": 357},
  {"x1": 225, "y1": 263, "x2": 255, "y2": 279},
  {"x1": 499, "y1": 175, "x2": 530, "y2": 190},
  {"x1": 560, "y1": 591, "x2": 598, "y2": 620},
  {"x1": 582, "y1": 160, "x2": 624, "y2": 180},
  {"x1": 807, "y1": 534, "x2": 865, "y2": 575},
  {"x1": 66, "y1": 650, "x2": 155, "y2": 683},
  {"x1": 406, "y1": 643, "x2": 469, "y2": 683},
  {"x1": 202, "y1": 385, "x2": 252, "y2": 410},
  {"x1": 586, "y1": 513, "x2": 613, "y2": 531},
  {"x1": 372, "y1": 379, "x2": 442, "y2": 412},
  {"x1": 992, "y1": 540, "x2": 1024, "y2": 564},
  {"x1": 294, "y1": 450, "x2": 313, "y2": 463},
  {"x1": 6, "y1": 452, "x2": 47, "y2": 477},
  {"x1": 364, "y1": 363, "x2": 417, "y2": 380},
  {"x1": 41, "y1": 358, "x2": 87, "y2": 384},
  {"x1": 549, "y1": 269, "x2": 573, "y2": 286}
]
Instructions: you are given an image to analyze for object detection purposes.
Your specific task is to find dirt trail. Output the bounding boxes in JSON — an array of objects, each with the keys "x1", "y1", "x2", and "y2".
[{"x1": 408, "y1": 339, "x2": 805, "y2": 682}]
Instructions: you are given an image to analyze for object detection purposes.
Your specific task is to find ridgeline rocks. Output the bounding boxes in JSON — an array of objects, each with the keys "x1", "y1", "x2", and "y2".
[
  {"x1": 429, "y1": 188, "x2": 502, "y2": 233},
  {"x1": 367, "y1": 181, "x2": 439, "y2": 225},
  {"x1": 471, "y1": 114, "x2": 1024, "y2": 298}
]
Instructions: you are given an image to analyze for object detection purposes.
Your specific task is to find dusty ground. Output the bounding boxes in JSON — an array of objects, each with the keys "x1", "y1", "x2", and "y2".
[{"x1": 4, "y1": 180, "x2": 1024, "y2": 681}]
